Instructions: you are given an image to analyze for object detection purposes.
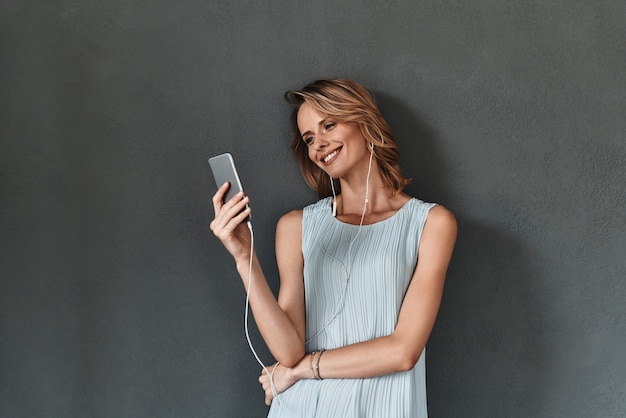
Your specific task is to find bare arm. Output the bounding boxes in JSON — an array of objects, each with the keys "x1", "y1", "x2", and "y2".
[
  {"x1": 260, "y1": 205, "x2": 457, "y2": 403},
  {"x1": 210, "y1": 183, "x2": 306, "y2": 366}
]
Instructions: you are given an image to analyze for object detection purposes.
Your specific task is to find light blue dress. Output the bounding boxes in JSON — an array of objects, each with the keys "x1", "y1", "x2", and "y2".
[{"x1": 268, "y1": 196, "x2": 436, "y2": 418}]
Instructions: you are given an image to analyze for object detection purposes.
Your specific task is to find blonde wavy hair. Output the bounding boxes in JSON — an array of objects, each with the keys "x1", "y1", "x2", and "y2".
[{"x1": 284, "y1": 78, "x2": 411, "y2": 198}]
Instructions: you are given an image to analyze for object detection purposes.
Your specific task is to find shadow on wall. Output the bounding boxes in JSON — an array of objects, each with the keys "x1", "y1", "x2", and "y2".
[
  {"x1": 376, "y1": 93, "x2": 548, "y2": 417},
  {"x1": 431, "y1": 221, "x2": 550, "y2": 416},
  {"x1": 375, "y1": 91, "x2": 450, "y2": 205}
]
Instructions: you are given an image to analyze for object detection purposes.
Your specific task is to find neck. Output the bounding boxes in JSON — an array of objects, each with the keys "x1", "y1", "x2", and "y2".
[{"x1": 335, "y1": 160, "x2": 391, "y2": 216}]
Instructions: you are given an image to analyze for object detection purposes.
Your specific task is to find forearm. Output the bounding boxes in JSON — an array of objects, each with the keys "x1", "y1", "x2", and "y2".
[
  {"x1": 291, "y1": 334, "x2": 423, "y2": 382},
  {"x1": 236, "y1": 253, "x2": 305, "y2": 366},
  {"x1": 259, "y1": 330, "x2": 428, "y2": 405}
]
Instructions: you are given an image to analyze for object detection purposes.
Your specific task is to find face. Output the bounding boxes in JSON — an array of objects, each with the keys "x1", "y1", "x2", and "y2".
[{"x1": 297, "y1": 101, "x2": 370, "y2": 178}]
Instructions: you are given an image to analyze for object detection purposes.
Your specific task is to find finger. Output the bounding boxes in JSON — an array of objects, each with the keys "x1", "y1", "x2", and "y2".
[
  {"x1": 218, "y1": 192, "x2": 247, "y2": 218},
  {"x1": 231, "y1": 205, "x2": 252, "y2": 225},
  {"x1": 211, "y1": 194, "x2": 249, "y2": 233},
  {"x1": 226, "y1": 193, "x2": 249, "y2": 214},
  {"x1": 211, "y1": 182, "x2": 231, "y2": 213},
  {"x1": 219, "y1": 198, "x2": 251, "y2": 231}
]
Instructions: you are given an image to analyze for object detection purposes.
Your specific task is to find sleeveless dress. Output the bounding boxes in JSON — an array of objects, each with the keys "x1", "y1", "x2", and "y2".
[{"x1": 268, "y1": 196, "x2": 436, "y2": 418}]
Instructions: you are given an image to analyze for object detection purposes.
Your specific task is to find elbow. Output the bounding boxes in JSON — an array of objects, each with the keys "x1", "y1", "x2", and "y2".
[
  {"x1": 397, "y1": 356, "x2": 419, "y2": 372},
  {"x1": 275, "y1": 346, "x2": 305, "y2": 368},
  {"x1": 278, "y1": 355, "x2": 302, "y2": 369},
  {"x1": 395, "y1": 344, "x2": 425, "y2": 372}
]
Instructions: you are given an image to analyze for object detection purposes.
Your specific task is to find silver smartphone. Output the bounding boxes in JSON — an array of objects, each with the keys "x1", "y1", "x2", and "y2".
[{"x1": 208, "y1": 153, "x2": 250, "y2": 222}]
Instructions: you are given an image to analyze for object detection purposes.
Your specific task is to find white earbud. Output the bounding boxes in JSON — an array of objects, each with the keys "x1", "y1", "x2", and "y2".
[{"x1": 330, "y1": 175, "x2": 338, "y2": 217}]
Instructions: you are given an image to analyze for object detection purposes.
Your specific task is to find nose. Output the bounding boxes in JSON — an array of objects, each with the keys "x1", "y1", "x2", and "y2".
[{"x1": 312, "y1": 134, "x2": 329, "y2": 150}]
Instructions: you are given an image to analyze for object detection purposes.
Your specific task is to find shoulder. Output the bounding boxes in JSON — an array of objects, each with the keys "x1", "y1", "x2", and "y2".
[
  {"x1": 278, "y1": 197, "x2": 331, "y2": 234},
  {"x1": 277, "y1": 209, "x2": 303, "y2": 235},
  {"x1": 398, "y1": 194, "x2": 456, "y2": 240},
  {"x1": 426, "y1": 205, "x2": 456, "y2": 229},
  {"x1": 422, "y1": 205, "x2": 457, "y2": 244},
  {"x1": 411, "y1": 204, "x2": 456, "y2": 275}
]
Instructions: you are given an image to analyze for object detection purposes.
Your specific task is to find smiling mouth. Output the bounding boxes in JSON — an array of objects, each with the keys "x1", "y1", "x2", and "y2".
[{"x1": 322, "y1": 148, "x2": 341, "y2": 164}]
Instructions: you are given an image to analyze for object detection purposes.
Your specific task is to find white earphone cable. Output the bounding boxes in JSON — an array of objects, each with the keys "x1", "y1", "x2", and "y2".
[
  {"x1": 306, "y1": 148, "x2": 374, "y2": 345},
  {"x1": 244, "y1": 221, "x2": 279, "y2": 401}
]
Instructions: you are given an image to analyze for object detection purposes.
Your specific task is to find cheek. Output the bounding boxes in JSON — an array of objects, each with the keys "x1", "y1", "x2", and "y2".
[{"x1": 307, "y1": 146, "x2": 318, "y2": 162}]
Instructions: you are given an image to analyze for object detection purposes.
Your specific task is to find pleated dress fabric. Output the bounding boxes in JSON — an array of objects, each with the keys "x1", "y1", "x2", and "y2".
[{"x1": 267, "y1": 196, "x2": 436, "y2": 418}]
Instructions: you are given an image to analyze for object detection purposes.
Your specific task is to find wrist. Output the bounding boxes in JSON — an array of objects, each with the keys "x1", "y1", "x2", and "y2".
[
  {"x1": 293, "y1": 353, "x2": 314, "y2": 381},
  {"x1": 235, "y1": 254, "x2": 253, "y2": 273}
]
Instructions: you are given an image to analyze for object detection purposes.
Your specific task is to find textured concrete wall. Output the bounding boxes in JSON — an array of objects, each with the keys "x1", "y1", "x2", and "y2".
[{"x1": 1, "y1": 1, "x2": 625, "y2": 417}]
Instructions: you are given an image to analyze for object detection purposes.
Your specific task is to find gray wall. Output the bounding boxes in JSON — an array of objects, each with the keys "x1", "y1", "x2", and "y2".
[{"x1": 1, "y1": 1, "x2": 625, "y2": 417}]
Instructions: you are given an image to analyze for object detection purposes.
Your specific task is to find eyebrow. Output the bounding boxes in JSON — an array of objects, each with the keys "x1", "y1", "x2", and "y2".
[{"x1": 300, "y1": 118, "x2": 329, "y2": 140}]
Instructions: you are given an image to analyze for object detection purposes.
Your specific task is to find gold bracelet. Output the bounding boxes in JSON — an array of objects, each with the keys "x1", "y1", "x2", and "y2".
[
  {"x1": 314, "y1": 349, "x2": 325, "y2": 380},
  {"x1": 309, "y1": 352, "x2": 317, "y2": 379}
]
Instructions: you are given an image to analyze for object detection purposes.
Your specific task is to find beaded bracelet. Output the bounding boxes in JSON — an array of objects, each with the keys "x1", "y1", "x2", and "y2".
[{"x1": 313, "y1": 349, "x2": 325, "y2": 380}]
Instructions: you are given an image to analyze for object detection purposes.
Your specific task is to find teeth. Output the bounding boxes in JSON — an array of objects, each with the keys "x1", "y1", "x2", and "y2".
[{"x1": 323, "y1": 150, "x2": 338, "y2": 163}]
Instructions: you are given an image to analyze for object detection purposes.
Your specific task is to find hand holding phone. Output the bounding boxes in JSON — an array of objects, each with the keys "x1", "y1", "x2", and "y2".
[
  {"x1": 209, "y1": 153, "x2": 251, "y2": 222},
  {"x1": 209, "y1": 154, "x2": 272, "y2": 384}
]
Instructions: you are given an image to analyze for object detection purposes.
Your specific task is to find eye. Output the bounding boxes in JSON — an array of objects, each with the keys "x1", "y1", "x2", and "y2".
[
  {"x1": 324, "y1": 122, "x2": 335, "y2": 131},
  {"x1": 303, "y1": 136, "x2": 314, "y2": 145}
]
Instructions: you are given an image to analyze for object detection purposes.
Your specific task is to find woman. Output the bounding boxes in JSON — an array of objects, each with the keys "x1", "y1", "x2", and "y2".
[{"x1": 210, "y1": 79, "x2": 457, "y2": 417}]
